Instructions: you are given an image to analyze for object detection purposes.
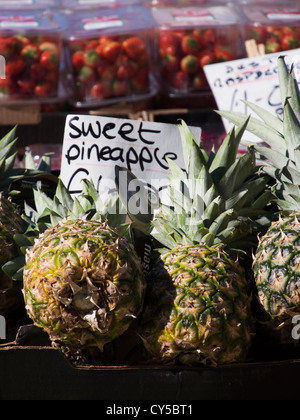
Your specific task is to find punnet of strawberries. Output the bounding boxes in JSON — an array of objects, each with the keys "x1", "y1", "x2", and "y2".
[
  {"x1": 69, "y1": 33, "x2": 150, "y2": 105},
  {"x1": 158, "y1": 27, "x2": 238, "y2": 94},
  {"x1": 151, "y1": 5, "x2": 241, "y2": 97},
  {"x1": 0, "y1": 34, "x2": 62, "y2": 100},
  {"x1": 244, "y1": 24, "x2": 300, "y2": 54},
  {"x1": 241, "y1": 6, "x2": 300, "y2": 54},
  {"x1": 64, "y1": 5, "x2": 156, "y2": 107}
]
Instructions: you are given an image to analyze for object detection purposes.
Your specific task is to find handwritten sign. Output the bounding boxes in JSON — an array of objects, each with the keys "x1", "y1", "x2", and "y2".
[
  {"x1": 204, "y1": 48, "x2": 300, "y2": 143},
  {"x1": 60, "y1": 114, "x2": 201, "y2": 203}
]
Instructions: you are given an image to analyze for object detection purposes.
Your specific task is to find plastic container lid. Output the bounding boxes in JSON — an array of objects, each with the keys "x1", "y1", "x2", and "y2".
[
  {"x1": 65, "y1": 5, "x2": 155, "y2": 39},
  {"x1": 241, "y1": 5, "x2": 300, "y2": 25},
  {"x1": 61, "y1": 0, "x2": 142, "y2": 10},
  {"x1": 0, "y1": 0, "x2": 61, "y2": 9},
  {"x1": 151, "y1": 5, "x2": 240, "y2": 29},
  {"x1": 0, "y1": 10, "x2": 67, "y2": 35},
  {"x1": 148, "y1": 0, "x2": 208, "y2": 6}
]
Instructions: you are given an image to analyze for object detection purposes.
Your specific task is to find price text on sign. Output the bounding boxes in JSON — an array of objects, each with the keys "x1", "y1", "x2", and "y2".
[
  {"x1": 204, "y1": 49, "x2": 300, "y2": 142},
  {"x1": 60, "y1": 114, "x2": 201, "y2": 198}
]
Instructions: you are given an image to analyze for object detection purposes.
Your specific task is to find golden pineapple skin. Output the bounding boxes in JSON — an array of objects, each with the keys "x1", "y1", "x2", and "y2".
[
  {"x1": 23, "y1": 218, "x2": 145, "y2": 351},
  {"x1": 254, "y1": 214, "x2": 300, "y2": 334},
  {"x1": 139, "y1": 244, "x2": 253, "y2": 366}
]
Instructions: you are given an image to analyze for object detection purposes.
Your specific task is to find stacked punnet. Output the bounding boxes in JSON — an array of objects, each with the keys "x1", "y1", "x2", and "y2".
[{"x1": 1, "y1": 56, "x2": 300, "y2": 367}]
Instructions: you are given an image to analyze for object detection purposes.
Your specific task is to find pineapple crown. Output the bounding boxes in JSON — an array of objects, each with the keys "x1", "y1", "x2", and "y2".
[
  {"x1": 23, "y1": 178, "x2": 128, "y2": 234},
  {"x1": 153, "y1": 119, "x2": 272, "y2": 255},
  {"x1": 218, "y1": 56, "x2": 300, "y2": 213},
  {"x1": 117, "y1": 119, "x2": 273, "y2": 257},
  {"x1": 4, "y1": 178, "x2": 129, "y2": 282}
]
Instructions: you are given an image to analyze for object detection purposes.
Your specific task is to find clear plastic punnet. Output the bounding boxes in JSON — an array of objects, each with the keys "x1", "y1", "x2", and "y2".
[
  {"x1": 0, "y1": 10, "x2": 67, "y2": 103},
  {"x1": 241, "y1": 5, "x2": 300, "y2": 55},
  {"x1": 151, "y1": 5, "x2": 242, "y2": 99},
  {"x1": 65, "y1": 5, "x2": 157, "y2": 108}
]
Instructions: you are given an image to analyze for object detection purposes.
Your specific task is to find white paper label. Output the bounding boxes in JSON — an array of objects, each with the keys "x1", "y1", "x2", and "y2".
[
  {"x1": 264, "y1": 9, "x2": 300, "y2": 20},
  {"x1": 82, "y1": 16, "x2": 124, "y2": 31},
  {"x1": 0, "y1": 15, "x2": 38, "y2": 28},
  {"x1": 0, "y1": 0, "x2": 33, "y2": 4},
  {"x1": 60, "y1": 115, "x2": 201, "y2": 205},
  {"x1": 172, "y1": 11, "x2": 214, "y2": 22}
]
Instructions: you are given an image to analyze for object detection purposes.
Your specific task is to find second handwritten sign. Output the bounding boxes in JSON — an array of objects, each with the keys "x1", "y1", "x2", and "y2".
[{"x1": 204, "y1": 48, "x2": 300, "y2": 143}]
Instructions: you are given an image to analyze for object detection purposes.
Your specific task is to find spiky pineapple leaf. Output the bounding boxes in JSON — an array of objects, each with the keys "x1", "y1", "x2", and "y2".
[
  {"x1": 232, "y1": 176, "x2": 272, "y2": 208},
  {"x1": 218, "y1": 150, "x2": 255, "y2": 198},
  {"x1": 0, "y1": 127, "x2": 18, "y2": 160},
  {"x1": 251, "y1": 189, "x2": 274, "y2": 210},
  {"x1": 217, "y1": 110, "x2": 284, "y2": 149},
  {"x1": 277, "y1": 55, "x2": 290, "y2": 105},
  {"x1": 209, "y1": 208, "x2": 236, "y2": 236},
  {"x1": 225, "y1": 190, "x2": 248, "y2": 212},
  {"x1": 167, "y1": 155, "x2": 187, "y2": 184},
  {"x1": 203, "y1": 183, "x2": 218, "y2": 207},
  {"x1": 55, "y1": 179, "x2": 74, "y2": 211},
  {"x1": 202, "y1": 196, "x2": 225, "y2": 227},
  {"x1": 197, "y1": 165, "x2": 213, "y2": 197},
  {"x1": 283, "y1": 98, "x2": 300, "y2": 169},
  {"x1": 276, "y1": 198, "x2": 300, "y2": 212},
  {"x1": 178, "y1": 119, "x2": 205, "y2": 179},
  {"x1": 2, "y1": 256, "x2": 26, "y2": 281},
  {"x1": 241, "y1": 100, "x2": 283, "y2": 135},
  {"x1": 36, "y1": 154, "x2": 52, "y2": 173},
  {"x1": 13, "y1": 233, "x2": 34, "y2": 248},
  {"x1": 209, "y1": 117, "x2": 250, "y2": 183},
  {"x1": 253, "y1": 143, "x2": 292, "y2": 169}
]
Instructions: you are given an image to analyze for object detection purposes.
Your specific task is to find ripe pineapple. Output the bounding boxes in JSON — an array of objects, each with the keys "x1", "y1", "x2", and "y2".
[
  {"x1": 0, "y1": 194, "x2": 24, "y2": 316},
  {"x1": 22, "y1": 179, "x2": 145, "y2": 362},
  {"x1": 0, "y1": 126, "x2": 57, "y2": 319},
  {"x1": 119, "y1": 119, "x2": 272, "y2": 366},
  {"x1": 219, "y1": 56, "x2": 300, "y2": 346}
]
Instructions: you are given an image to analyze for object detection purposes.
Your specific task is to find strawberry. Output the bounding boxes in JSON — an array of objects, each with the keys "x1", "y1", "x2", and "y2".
[
  {"x1": 34, "y1": 81, "x2": 54, "y2": 97},
  {"x1": 181, "y1": 35, "x2": 201, "y2": 55},
  {"x1": 40, "y1": 49, "x2": 59, "y2": 70},
  {"x1": 21, "y1": 44, "x2": 40, "y2": 62},
  {"x1": 122, "y1": 36, "x2": 147, "y2": 61},
  {"x1": 101, "y1": 41, "x2": 122, "y2": 63},
  {"x1": 281, "y1": 33, "x2": 300, "y2": 50},
  {"x1": 180, "y1": 55, "x2": 199, "y2": 74}
]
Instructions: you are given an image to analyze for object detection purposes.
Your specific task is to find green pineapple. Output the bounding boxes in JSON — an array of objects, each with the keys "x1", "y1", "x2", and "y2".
[
  {"x1": 218, "y1": 56, "x2": 300, "y2": 346},
  {"x1": 119, "y1": 119, "x2": 272, "y2": 366},
  {"x1": 21, "y1": 179, "x2": 145, "y2": 363}
]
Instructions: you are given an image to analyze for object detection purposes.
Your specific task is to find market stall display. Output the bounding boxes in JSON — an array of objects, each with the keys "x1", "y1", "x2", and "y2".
[{"x1": 0, "y1": 0, "x2": 300, "y2": 402}]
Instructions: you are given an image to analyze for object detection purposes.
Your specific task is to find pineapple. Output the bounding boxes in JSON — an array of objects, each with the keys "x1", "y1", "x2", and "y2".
[
  {"x1": 0, "y1": 194, "x2": 24, "y2": 316},
  {"x1": 0, "y1": 127, "x2": 55, "y2": 318},
  {"x1": 21, "y1": 179, "x2": 145, "y2": 362},
  {"x1": 118, "y1": 119, "x2": 272, "y2": 366},
  {"x1": 218, "y1": 56, "x2": 300, "y2": 346}
]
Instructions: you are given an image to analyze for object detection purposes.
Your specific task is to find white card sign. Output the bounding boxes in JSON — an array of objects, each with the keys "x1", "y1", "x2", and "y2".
[
  {"x1": 60, "y1": 114, "x2": 201, "y2": 202},
  {"x1": 204, "y1": 49, "x2": 300, "y2": 143}
]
